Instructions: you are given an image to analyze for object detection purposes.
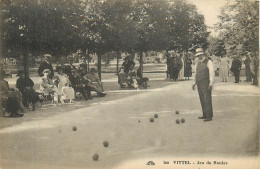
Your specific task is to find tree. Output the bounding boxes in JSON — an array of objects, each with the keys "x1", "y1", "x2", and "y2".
[
  {"x1": 216, "y1": 0, "x2": 259, "y2": 56},
  {"x1": 208, "y1": 36, "x2": 226, "y2": 57}
]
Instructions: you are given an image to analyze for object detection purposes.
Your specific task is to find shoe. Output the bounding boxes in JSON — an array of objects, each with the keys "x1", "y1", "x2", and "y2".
[
  {"x1": 16, "y1": 113, "x2": 24, "y2": 117},
  {"x1": 10, "y1": 113, "x2": 18, "y2": 118},
  {"x1": 198, "y1": 116, "x2": 206, "y2": 119},
  {"x1": 99, "y1": 93, "x2": 107, "y2": 97},
  {"x1": 204, "y1": 118, "x2": 212, "y2": 121}
]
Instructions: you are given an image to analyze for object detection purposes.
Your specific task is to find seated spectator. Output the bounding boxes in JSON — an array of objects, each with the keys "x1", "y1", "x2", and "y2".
[
  {"x1": 127, "y1": 65, "x2": 138, "y2": 89},
  {"x1": 118, "y1": 67, "x2": 129, "y2": 88},
  {"x1": 39, "y1": 69, "x2": 58, "y2": 103},
  {"x1": 85, "y1": 68, "x2": 106, "y2": 97},
  {"x1": 0, "y1": 69, "x2": 24, "y2": 117},
  {"x1": 53, "y1": 66, "x2": 75, "y2": 104},
  {"x1": 68, "y1": 69, "x2": 89, "y2": 100},
  {"x1": 78, "y1": 67, "x2": 92, "y2": 99},
  {"x1": 16, "y1": 70, "x2": 40, "y2": 110},
  {"x1": 137, "y1": 67, "x2": 149, "y2": 89}
]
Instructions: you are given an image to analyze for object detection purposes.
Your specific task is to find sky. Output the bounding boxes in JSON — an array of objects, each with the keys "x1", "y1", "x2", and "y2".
[{"x1": 188, "y1": 0, "x2": 229, "y2": 34}]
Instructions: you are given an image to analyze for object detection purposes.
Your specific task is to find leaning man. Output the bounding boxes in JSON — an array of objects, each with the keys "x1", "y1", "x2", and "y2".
[{"x1": 192, "y1": 48, "x2": 215, "y2": 122}]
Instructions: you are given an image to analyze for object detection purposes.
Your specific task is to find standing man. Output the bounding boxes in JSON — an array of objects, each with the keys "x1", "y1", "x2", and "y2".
[
  {"x1": 192, "y1": 48, "x2": 215, "y2": 122},
  {"x1": 231, "y1": 55, "x2": 242, "y2": 83},
  {"x1": 249, "y1": 52, "x2": 259, "y2": 86},
  {"x1": 244, "y1": 54, "x2": 251, "y2": 82},
  {"x1": 38, "y1": 54, "x2": 54, "y2": 79}
]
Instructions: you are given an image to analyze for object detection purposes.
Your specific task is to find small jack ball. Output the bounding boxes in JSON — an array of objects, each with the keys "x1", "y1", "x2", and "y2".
[
  {"x1": 72, "y1": 126, "x2": 77, "y2": 131},
  {"x1": 138, "y1": 120, "x2": 140, "y2": 123},
  {"x1": 154, "y1": 114, "x2": 158, "y2": 118},
  {"x1": 175, "y1": 111, "x2": 179, "y2": 114},
  {"x1": 150, "y1": 117, "x2": 154, "y2": 122},
  {"x1": 92, "y1": 153, "x2": 99, "y2": 161},
  {"x1": 181, "y1": 118, "x2": 185, "y2": 123},
  {"x1": 176, "y1": 119, "x2": 180, "y2": 124},
  {"x1": 103, "y1": 141, "x2": 109, "y2": 147}
]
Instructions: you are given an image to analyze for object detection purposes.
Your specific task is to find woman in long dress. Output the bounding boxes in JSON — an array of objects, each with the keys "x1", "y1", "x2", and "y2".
[
  {"x1": 39, "y1": 69, "x2": 59, "y2": 103},
  {"x1": 178, "y1": 56, "x2": 184, "y2": 80},
  {"x1": 219, "y1": 55, "x2": 229, "y2": 82},
  {"x1": 184, "y1": 57, "x2": 192, "y2": 80},
  {"x1": 54, "y1": 67, "x2": 75, "y2": 103}
]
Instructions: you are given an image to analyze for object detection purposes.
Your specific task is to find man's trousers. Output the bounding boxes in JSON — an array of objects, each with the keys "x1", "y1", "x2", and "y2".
[
  {"x1": 233, "y1": 70, "x2": 240, "y2": 83},
  {"x1": 197, "y1": 78, "x2": 213, "y2": 118}
]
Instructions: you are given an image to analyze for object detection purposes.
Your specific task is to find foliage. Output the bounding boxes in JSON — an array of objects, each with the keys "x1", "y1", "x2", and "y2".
[
  {"x1": 0, "y1": 0, "x2": 209, "y2": 59},
  {"x1": 216, "y1": 0, "x2": 259, "y2": 56}
]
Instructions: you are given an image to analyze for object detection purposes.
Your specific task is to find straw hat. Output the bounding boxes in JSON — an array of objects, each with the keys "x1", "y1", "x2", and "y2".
[
  {"x1": 44, "y1": 54, "x2": 52, "y2": 58},
  {"x1": 42, "y1": 69, "x2": 51, "y2": 74},
  {"x1": 195, "y1": 48, "x2": 204, "y2": 56}
]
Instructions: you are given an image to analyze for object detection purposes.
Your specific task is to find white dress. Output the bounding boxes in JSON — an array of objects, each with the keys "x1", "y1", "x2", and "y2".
[
  {"x1": 179, "y1": 58, "x2": 184, "y2": 80},
  {"x1": 56, "y1": 74, "x2": 75, "y2": 101},
  {"x1": 219, "y1": 57, "x2": 229, "y2": 79}
]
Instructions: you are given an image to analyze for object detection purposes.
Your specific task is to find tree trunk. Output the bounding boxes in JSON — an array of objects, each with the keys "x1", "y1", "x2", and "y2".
[
  {"x1": 139, "y1": 51, "x2": 143, "y2": 71},
  {"x1": 166, "y1": 50, "x2": 169, "y2": 79},
  {"x1": 116, "y1": 51, "x2": 121, "y2": 75},
  {"x1": 24, "y1": 39, "x2": 29, "y2": 78},
  {"x1": 97, "y1": 52, "x2": 102, "y2": 80}
]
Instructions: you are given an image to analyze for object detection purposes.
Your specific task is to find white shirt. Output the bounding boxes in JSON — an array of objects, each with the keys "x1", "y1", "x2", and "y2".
[{"x1": 194, "y1": 57, "x2": 215, "y2": 86}]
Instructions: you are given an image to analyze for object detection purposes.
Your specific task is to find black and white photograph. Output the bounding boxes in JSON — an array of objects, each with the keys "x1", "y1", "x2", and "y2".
[{"x1": 0, "y1": 0, "x2": 259, "y2": 168}]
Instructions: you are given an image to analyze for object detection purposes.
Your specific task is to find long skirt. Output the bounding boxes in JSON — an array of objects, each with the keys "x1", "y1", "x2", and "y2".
[
  {"x1": 61, "y1": 86, "x2": 75, "y2": 100},
  {"x1": 219, "y1": 64, "x2": 229, "y2": 79}
]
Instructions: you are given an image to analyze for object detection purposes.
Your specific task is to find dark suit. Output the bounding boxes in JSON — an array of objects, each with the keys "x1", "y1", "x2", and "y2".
[
  {"x1": 231, "y1": 58, "x2": 242, "y2": 83},
  {"x1": 195, "y1": 58, "x2": 213, "y2": 119},
  {"x1": 38, "y1": 61, "x2": 54, "y2": 78}
]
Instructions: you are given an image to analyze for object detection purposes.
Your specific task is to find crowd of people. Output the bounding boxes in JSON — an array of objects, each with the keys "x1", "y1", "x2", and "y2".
[
  {"x1": 0, "y1": 51, "x2": 258, "y2": 118},
  {"x1": 38, "y1": 54, "x2": 107, "y2": 103},
  {"x1": 118, "y1": 55, "x2": 149, "y2": 89},
  {"x1": 168, "y1": 51, "x2": 193, "y2": 81},
  {"x1": 217, "y1": 52, "x2": 259, "y2": 86},
  {"x1": 0, "y1": 54, "x2": 107, "y2": 118}
]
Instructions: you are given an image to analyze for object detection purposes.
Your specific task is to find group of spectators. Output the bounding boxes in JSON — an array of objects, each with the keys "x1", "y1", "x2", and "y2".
[
  {"x1": 0, "y1": 54, "x2": 106, "y2": 118},
  {"x1": 168, "y1": 51, "x2": 192, "y2": 81},
  {"x1": 118, "y1": 55, "x2": 149, "y2": 89},
  {"x1": 38, "y1": 54, "x2": 106, "y2": 103},
  {"x1": 229, "y1": 52, "x2": 259, "y2": 85}
]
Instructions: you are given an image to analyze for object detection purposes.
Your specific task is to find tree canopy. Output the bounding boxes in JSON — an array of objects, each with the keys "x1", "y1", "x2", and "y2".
[
  {"x1": 0, "y1": 0, "x2": 209, "y2": 59},
  {"x1": 215, "y1": 0, "x2": 259, "y2": 56}
]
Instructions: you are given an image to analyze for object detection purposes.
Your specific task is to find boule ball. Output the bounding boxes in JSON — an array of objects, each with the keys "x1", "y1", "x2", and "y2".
[
  {"x1": 175, "y1": 111, "x2": 179, "y2": 114},
  {"x1": 138, "y1": 120, "x2": 141, "y2": 123},
  {"x1": 72, "y1": 126, "x2": 77, "y2": 131},
  {"x1": 103, "y1": 141, "x2": 109, "y2": 147},
  {"x1": 92, "y1": 153, "x2": 99, "y2": 161},
  {"x1": 176, "y1": 119, "x2": 180, "y2": 124},
  {"x1": 150, "y1": 117, "x2": 154, "y2": 122},
  {"x1": 154, "y1": 114, "x2": 158, "y2": 118},
  {"x1": 181, "y1": 118, "x2": 185, "y2": 123}
]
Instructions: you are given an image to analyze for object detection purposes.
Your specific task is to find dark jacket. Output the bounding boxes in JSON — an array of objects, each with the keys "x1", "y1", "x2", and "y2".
[
  {"x1": 38, "y1": 61, "x2": 54, "y2": 78},
  {"x1": 231, "y1": 59, "x2": 242, "y2": 72},
  {"x1": 16, "y1": 77, "x2": 34, "y2": 93}
]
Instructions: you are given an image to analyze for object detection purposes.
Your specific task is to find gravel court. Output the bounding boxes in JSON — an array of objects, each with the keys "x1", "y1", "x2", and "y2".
[{"x1": 0, "y1": 77, "x2": 259, "y2": 169}]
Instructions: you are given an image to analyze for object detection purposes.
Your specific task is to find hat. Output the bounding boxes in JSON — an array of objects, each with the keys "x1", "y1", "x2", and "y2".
[
  {"x1": 56, "y1": 66, "x2": 62, "y2": 72},
  {"x1": 90, "y1": 68, "x2": 96, "y2": 73},
  {"x1": 195, "y1": 48, "x2": 204, "y2": 56},
  {"x1": 42, "y1": 69, "x2": 51, "y2": 74},
  {"x1": 44, "y1": 54, "x2": 52, "y2": 58},
  {"x1": 71, "y1": 69, "x2": 78, "y2": 73},
  {"x1": 16, "y1": 70, "x2": 24, "y2": 76}
]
